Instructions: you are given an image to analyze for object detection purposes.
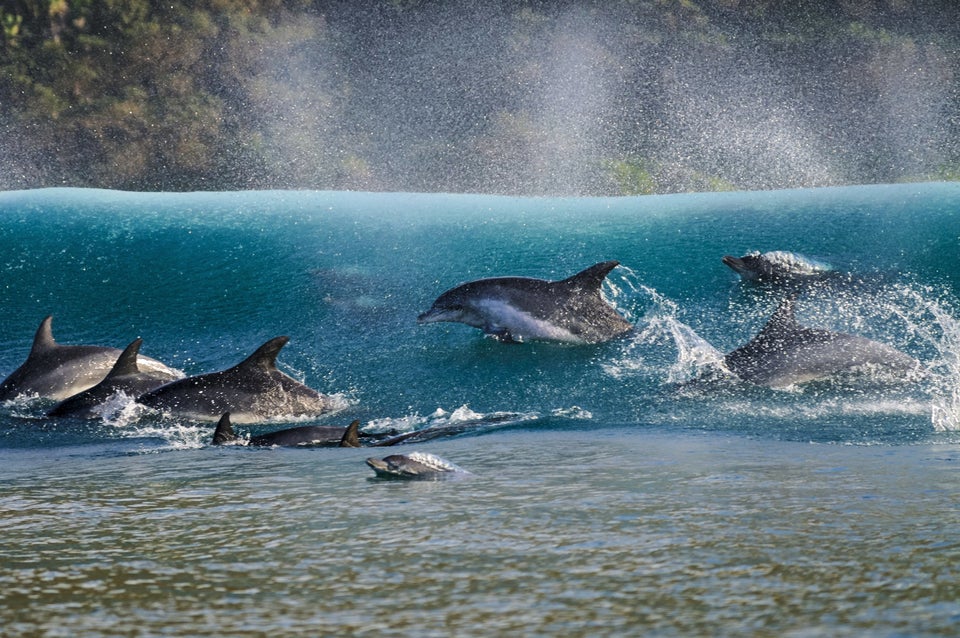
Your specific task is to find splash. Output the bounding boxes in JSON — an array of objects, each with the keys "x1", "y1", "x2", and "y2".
[
  {"x1": 363, "y1": 404, "x2": 541, "y2": 436},
  {"x1": 603, "y1": 266, "x2": 724, "y2": 384}
]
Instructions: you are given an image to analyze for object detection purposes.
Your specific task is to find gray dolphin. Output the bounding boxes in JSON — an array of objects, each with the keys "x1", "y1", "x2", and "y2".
[
  {"x1": 0, "y1": 316, "x2": 181, "y2": 402},
  {"x1": 724, "y1": 294, "x2": 920, "y2": 388},
  {"x1": 365, "y1": 451, "x2": 470, "y2": 479},
  {"x1": 417, "y1": 260, "x2": 632, "y2": 343},
  {"x1": 212, "y1": 412, "x2": 360, "y2": 447},
  {"x1": 48, "y1": 338, "x2": 183, "y2": 418},
  {"x1": 722, "y1": 250, "x2": 834, "y2": 282},
  {"x1": 137, "y1": 336, "x2": 334, "y2": 423}
]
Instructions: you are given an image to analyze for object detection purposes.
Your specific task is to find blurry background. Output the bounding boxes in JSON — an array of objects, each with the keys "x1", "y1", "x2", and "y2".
[{"x1": 1, "y1": 0, "x2": 958, "y2": 195}]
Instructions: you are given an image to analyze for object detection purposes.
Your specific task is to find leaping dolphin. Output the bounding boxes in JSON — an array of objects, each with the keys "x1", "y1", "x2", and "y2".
[
  {"x1": 723, "y1": 294, "x2": 920, "y2": 388},
  {"x1": 0, "y1": 316, "x2": 182, "y2": 402},
  {"x1": 212, "y1": 412, "x2": 360, "y2": 447},
  {"x1": 48, "y1": 338, "x2": 183, "y2": 418},
  {"x1": 417, "y1": 260, "x2": 632, "y2": 343},
  {"x1": 137, "y1": 336, "x2": 335, "y2": 423}
]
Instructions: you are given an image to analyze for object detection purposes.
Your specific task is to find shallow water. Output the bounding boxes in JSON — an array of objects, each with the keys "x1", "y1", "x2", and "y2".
[
  {"x1": 3, "y1": 430, "x2": 959, "y2": 636},
  {"x1": 1, "y1": 185, "x2": 960, "y2": 635}
]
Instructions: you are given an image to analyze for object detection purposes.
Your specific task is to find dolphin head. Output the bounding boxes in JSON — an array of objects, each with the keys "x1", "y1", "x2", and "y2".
[
  {"x1": 723, "y1": 251, "x2": 833, "y2": 282},
  {"x1": 722, "y1": 252, "x2": 769, "y2": 280},
  {"x1": 417, "y1": 283, "x2": 492, "y2": 329}
]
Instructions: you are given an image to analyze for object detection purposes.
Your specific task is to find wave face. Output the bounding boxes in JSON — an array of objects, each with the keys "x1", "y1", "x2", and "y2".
[{"x1": 1, "y1": 184, "x2": 959, "y2": 447}]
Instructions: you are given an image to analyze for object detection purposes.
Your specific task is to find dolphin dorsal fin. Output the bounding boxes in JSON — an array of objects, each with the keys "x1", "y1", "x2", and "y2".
[
  {"x1": 212, "y1": 412, "x2": 238, "y2": 445},
  {"x1": 235, "y1": 336, "x2": 290, "y2": 372},
  {"x1": 762, "y1": 293, "x2": 802, "y2": 336},
  {"x1": 339, "y1": 419, "x2": 361, "y2": 448},
  {"x1": 104, "y1": 339, "x2": 143, "y2": 380},
  {"x1": 30, "y1": 315, "x2": 57, "y2": 356},
  {"x1": 562, "y1": 261, "x2": 620, "y2": 290}
]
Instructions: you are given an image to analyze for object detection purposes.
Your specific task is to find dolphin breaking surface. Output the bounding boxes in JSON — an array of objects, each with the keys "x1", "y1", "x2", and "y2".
[
  {"x1": 417, "y1": 260, "x2": 633, "y2": 343},
  {"x1": 47, "y1": 338, "x2": 183, "y2": 418},
  {"x1": 211, "y1": 412, "x2": 360, "y2": 447},
  {"x1": 723, "y1": 294, "x2": 920, "y2": 388},
  {"x1": 0, "y1": 316, "x2": 182, "y2": 402},
  {"x1": 137, "y1": 336, "x2": 335, "y2": 423}
]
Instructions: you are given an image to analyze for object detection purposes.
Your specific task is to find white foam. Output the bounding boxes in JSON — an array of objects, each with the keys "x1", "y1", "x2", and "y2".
[{"x1": 402, "y1": 451, "x2": 469, "y2": 474}]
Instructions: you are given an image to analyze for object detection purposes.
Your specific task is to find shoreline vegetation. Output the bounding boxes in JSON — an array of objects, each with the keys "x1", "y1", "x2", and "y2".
[{"x1": 1, "y1": 0, "x2": 959, "y2": 196}]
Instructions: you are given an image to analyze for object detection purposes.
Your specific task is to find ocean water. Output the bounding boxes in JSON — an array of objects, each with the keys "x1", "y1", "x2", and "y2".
[{"x1": 1, "y1": 184, "x2": 960, "y2": 635}]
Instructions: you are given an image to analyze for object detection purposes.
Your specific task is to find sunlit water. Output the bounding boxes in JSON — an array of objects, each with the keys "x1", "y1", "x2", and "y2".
[{"x1": 1, "y1": 185, "x2": 960, "y2": 635}]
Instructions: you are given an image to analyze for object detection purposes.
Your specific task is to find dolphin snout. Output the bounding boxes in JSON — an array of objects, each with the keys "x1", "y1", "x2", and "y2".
[
  {"x1": 722, "y1": 255, "x2": 750, "y2": 275},
  {"x1": 417, "y1": 307, "x2": 447, "y2": 324},
  {"x1": 721, "y1": 255, "x2": 740, "y2": 268}
]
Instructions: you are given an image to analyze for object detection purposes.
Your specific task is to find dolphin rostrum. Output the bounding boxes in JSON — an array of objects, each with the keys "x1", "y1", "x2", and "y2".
[
  {"x1": 212, "y1": 412, "x2": 360, "y2": 447},
  {"x1": 48, "y1": 338, "x2": 183, "y2": 418},
  {"x1": 137, "y1": 336, "x2": 334, "y2": 423},
  {"x1": 417, "y1": 260, "x2": 632, "y2": 343},
  {"x1": 0, "y1": 316, "x2": 182, "y2": 402},
  {"x1": 365, "y1": 451, "x2": 471, "y2": 479},
  {"x1": 723, "y1": 294, "x2": 919, "y2": 388}
]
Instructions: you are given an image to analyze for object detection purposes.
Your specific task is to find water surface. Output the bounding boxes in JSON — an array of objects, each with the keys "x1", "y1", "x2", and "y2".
[{"x1": 1, "y1": 185, "x2": 959, "y2": 635}]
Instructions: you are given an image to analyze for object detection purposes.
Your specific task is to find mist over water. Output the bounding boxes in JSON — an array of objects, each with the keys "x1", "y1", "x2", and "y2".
[
  {"x1": 2, "y1": 2, "x2": 958, "y2": 193},
  {"x1": 242, "y1": 2, "x2": 960, "y2": 194}
]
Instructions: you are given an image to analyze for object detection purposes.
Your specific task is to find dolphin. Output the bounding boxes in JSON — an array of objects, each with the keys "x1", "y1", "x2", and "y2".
[
  {"x1": 417, "y1": 260, "x2": 632, "y2": 343},
  {"x1": 365, "y1": 451, "x2": 471, "y2": 479},
  {"x1": 48, "y1": 338, "x2": 183, "y2": 418},
  {"x1": 723, "y1": 294, "x2": 920, "y2": 388},
  {"x1": 0, "y1": 316, "x2": 182, "y2": 402},
  {"x1": 722, "y1": 250, "x2": 834, "y2": 282},
  {"x1": 137, "y1": 336, "x2": 334, "y2": 423},
  {"x1": 212, "y1": 412, "x2": 360, "y2": 447}
]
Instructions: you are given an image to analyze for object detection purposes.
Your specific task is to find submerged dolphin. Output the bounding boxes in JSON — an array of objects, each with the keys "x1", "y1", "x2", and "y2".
[
  {"x1": 724, "y1": 295, "x2": 919, "y2": 388},
  {"x1": 417, "y1": 260, "x2": 632, "y2": 343},
  {"x1": 365, "y1": 451, "x2": 470, "y2": 479},
  {"x1": 0, "y1": 316, "x2": 181, "y2": 402},
  {"x1": 137, "y1": 336, "x2": 334, "y2": 423},
  {"x1": 212, "y1": 412, "x2": 360, "y2": 447},
  {"x1": 722, "y1": 250, "x2": 834, "y2": 282},
  {"x1": 48, "y1": 338, "x2": 183, "y2": 418}
]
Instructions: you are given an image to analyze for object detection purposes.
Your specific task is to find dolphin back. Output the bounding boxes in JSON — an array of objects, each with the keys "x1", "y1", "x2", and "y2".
[{"x1": 725, "y1": 294, "x2": 919, "y2": 387}]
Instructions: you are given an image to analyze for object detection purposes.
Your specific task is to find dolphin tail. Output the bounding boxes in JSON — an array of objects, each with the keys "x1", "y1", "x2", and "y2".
[
  {"x1": 339, "y1": 419, "x2": 361, "y2": 447},
  {"x1": 212, "y1": 412, "x2": 239, "y2": 445},
  {"x1": 562, "y1": 261, "x2": 620, "y2": 291}
]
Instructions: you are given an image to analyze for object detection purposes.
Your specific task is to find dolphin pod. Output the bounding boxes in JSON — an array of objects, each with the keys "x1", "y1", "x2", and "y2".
[
  {"x1": 0, "y1": 252, "x2": 925, "y2": 474},
  {"x1": 47, "y1": 338, "x2": 183, "y2": 419},
  {"x1": 0, "y1": 316, "x2": 182, "y2": 402},
  {"x1": 1, "y1": 318, "x2": 335, "y2": 425}
]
